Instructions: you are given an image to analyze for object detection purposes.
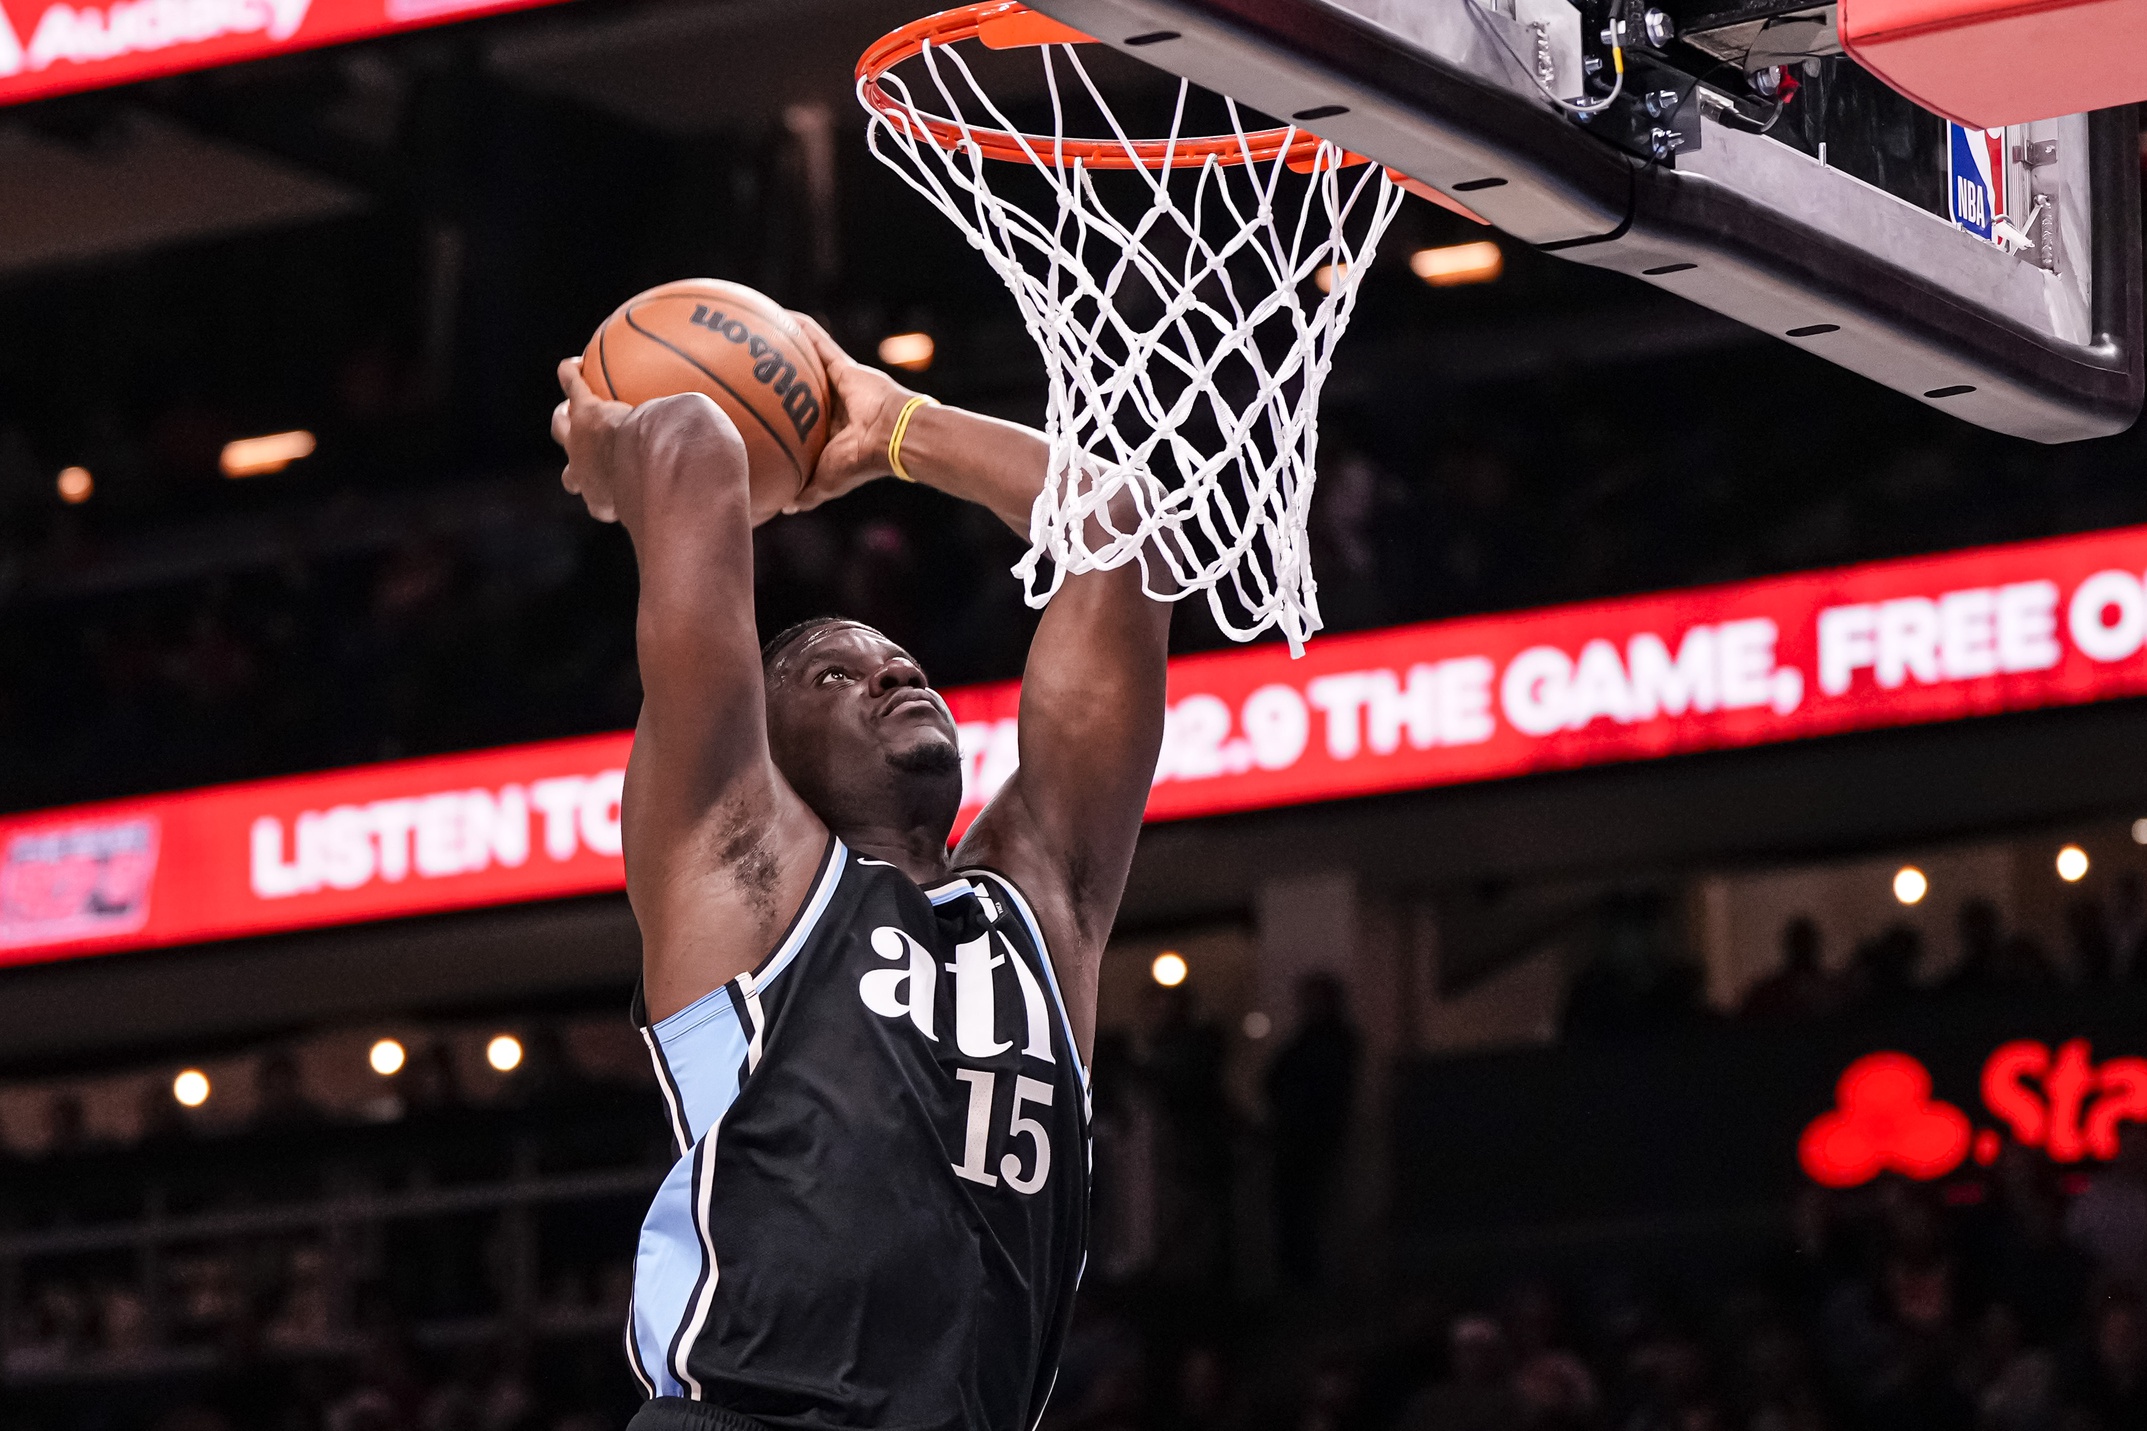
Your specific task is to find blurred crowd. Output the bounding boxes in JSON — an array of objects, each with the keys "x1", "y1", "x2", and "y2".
[
  {"x1": 1, "y1": 1027, "x2": 664, "y2": 1431},
  {"x1": 1737, "y1": 884, "x2": 2147, "y2": 1024},
  {"x1": 1548, "y1": 879, "x2": 2147, "y2": 1040},
  {"x1": 9, "y1": 954, "x2": 2147, "y2": 1431},
  {"x1": 1047, "y1": 1142, "x2": 2147, "y2": 1431}
]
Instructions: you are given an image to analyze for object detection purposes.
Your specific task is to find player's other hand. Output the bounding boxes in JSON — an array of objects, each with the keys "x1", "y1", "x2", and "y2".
[
  {"x1": 554, "y1": 358, "x2": 748, "y2": 524},
  {"x1": 785, "y1": 312, "x2": 918, "y2": 514},
  {"x1": 553, "y1": 357, "x2": 631, "y2": 522}
]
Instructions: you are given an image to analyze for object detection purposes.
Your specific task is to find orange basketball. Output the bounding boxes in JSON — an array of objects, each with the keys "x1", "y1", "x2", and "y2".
[{"x1": 581, "y1": 280, "x2": 831, "y2": 524}]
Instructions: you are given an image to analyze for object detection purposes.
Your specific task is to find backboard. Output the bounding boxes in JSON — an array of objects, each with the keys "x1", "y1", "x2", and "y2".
[{"x1": 1025, "y1": 0, "x2": 2142, "y2": 443}]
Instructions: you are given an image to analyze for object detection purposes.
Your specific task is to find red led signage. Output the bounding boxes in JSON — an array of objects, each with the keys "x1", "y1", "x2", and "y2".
[
  {"x1": 1802, "y1": 1040, "x2": 2147, "y2": 1187},
  {"x1": 0, "y1": 0, "x2": 570, "y2": 106},
  {"x1": 9, "y1": 522, "x2": 2147, "y2": 964},
  {"x1": 952, "y1": 520, "x2": 2147, "y2": 828},
  {"x1": 1801, "y1": 1053, "x2": 1974, "y2": 1187},
  {"x1": 0, "y1": 735, "x2": 631, "y2": 967}
]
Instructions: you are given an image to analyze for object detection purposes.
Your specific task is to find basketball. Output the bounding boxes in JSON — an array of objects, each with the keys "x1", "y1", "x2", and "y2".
[{"x1": 580, "y1": 279, "x2": 831, "y2": 524}]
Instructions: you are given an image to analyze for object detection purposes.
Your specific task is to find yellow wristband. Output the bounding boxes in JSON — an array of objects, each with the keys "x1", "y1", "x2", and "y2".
[{"x1": 887, "y1": 394, "x2": 939, "y2": 483}]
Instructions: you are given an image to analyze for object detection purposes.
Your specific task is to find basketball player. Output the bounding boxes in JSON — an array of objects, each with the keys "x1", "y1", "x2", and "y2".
[{"x1": 550, "y1": 316, "x2": 1171, "y2": 1431}]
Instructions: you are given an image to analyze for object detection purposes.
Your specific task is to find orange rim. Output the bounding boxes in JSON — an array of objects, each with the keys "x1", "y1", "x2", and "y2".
[{"x1": 857, "y1": 1, "x2": 1335, "y2": 170}]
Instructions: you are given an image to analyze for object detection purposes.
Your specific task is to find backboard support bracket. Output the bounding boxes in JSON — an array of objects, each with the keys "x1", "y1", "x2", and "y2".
[{"x1": 1030, "y1": 0, "x2": 2143, "y2": 442}]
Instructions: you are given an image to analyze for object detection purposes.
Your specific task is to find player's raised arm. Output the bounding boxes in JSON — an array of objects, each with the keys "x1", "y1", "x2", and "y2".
[
  {"x1": 791, "y1": 321, "x2": 1170, "y2": 1061},
  {"x1": 552, "y1": 359, "x2": 827, "y2": 1023}
]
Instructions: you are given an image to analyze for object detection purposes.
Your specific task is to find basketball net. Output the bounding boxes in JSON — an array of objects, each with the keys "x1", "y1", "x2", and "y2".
[{"x1": 859, "y1": 3, "x2": 1403, "y2": 652}]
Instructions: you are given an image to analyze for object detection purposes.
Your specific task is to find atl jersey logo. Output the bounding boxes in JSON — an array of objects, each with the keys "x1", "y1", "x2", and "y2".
[{"x1": 857, "y1": 907, "x2": 1061, "y2": 1194}]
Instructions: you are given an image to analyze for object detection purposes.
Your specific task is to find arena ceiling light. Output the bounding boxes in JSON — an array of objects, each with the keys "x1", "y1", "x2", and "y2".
[
  {"x1": 1311, "y1": 263, "x2": 1351, "y2": 295},
  {"x1": 2057, "y1": 845, "x2": 2091, "y2": 882},
  {"x1": 369, "y1": 1038, "x2": 407, "y2": 1075},
  {"x1": 487, "y1": 1034, "x2": 524, "y2": 1072},
  {"x1": 1893, "y1": 866, "x2": 1929, "y2": 905},
  {"x1": 2133, "y1": 819, "x2": 2147, "y2": 845},
  {"x1": 55, "y1": 466, "x2": 92, "y2": 504},
  {"x1": 172, "y1": 1069, "x2": 210, "y2": 1106},
  {"x1": 877, "y1": 332, "x2": 934, "y2": 372},
  {"x1": 1410, "y1": 241, "x2": 1504, "y2": 287},
  {"x1": 1150, "y1": 951, "x2": 1188, "y2": 987},
  {"x1": 220, "y1": 430, "x2": 316, "y2": 478}
]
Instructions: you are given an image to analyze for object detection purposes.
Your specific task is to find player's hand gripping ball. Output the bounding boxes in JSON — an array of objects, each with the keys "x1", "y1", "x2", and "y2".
[{"x1": 579, "y1": 279, "x2": 832, "y2": 525}]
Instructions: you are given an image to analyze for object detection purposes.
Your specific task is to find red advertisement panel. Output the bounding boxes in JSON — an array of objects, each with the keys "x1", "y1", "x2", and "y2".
[
  {"x1": 947, "y1": 521, "x2": 2147, "y2": 827},
  {"x1": 0, "y1": 735, "x2": 631, "y2": 966},
  {"x1": 0, "y1": 0, "x2": 569, "y2": 106},
  {"x1": 1800, "y1": 1039, "x2": 2147, "y2": 1187},
  {"x1": 8, "y1": 522, "x2": 2147, "y2": 965}
]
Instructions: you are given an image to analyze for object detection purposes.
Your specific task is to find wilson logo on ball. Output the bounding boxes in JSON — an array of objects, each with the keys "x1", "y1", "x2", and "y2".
[{"x1": 688, "y1": 304, "x2": 822, "y2": 442}]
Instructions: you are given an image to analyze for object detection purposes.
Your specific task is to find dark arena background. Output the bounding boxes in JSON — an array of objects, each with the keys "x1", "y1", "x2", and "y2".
[{"x1": 7, "y1": 4, "x2": 2147, "y2": 1430}]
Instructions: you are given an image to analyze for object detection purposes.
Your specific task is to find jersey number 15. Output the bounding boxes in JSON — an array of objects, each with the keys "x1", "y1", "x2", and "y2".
[{"x1": 951, "y1": 1071, "x2": 1053, "y2": 1194}]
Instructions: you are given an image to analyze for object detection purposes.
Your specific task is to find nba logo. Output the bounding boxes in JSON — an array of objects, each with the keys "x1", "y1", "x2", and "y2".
[{"x1": 1948, "y1": 124, "x2": 2007, "y2": 243}]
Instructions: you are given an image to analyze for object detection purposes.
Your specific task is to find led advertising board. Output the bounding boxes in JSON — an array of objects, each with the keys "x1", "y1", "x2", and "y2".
[
  {"x1": 0, "y1": 0, "x2": 570, "y2": 106},
  {"x1": 955, "y1": 520, "x2": 2147, "y2": 824},
  {"x1": 1802, "y1": 1039, "x2": 2147, "y2": 1187},
  {"x1": 8, "y1": 522, "x2": 2147, "y2": 965}
]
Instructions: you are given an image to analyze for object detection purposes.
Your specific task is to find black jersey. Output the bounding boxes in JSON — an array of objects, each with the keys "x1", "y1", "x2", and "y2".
[{"x1": 627, "y1": 837, "x2": 1090, "y2": 1431}]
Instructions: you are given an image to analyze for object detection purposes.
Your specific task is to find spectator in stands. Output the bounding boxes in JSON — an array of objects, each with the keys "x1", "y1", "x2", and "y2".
[
  {"x1": 1846, "y1": 925, "x2": 1923, "y2": 1010},
  {"x1": 404, "y1": 1041, "x2": 465, "y2": 1116},
  {"x1": 1039, "y1": 1304, "x2": 1145, "y2": 1431},
  {"x1": 40, "y1": 1089, "x2": 89, "y2": 1158},
  {"x1": 1144, "y1": 982, "x2": 1235, "y2": 1290},
  {"x1": 507, "y1": 1027, "x2": 587, "y2": 1108},
  {"x1": 1290, "y1": 1343, "x2": 1362, "y2": 1431},
  {"x1": 1996, "y1": 932, "x2": 2059, "y2": 990},
  {"x1": 2067, "y1": 1124, "x2": 2147, "y2": 1287},
  {"x1": 1397, "y1": 1315, "x2": 1519, "y2": 1431},
  {"x1": 1948, "y1": 899, "x2": 2006, "y2": 995},
  {"x1": 328, "y1": 1330, "x2": 427, "y2": 1431},
  {"x1": 2066, "y1": 1284, "x2": 2147, "y2": 1430},
  {"x1": 1503, "y1": 1283, "x2": 1597, "y2": 1430},
  {"x1": 1266, "y1": 972, "x2": 1362, "y2": 1288},
  {"x1": 1773, "y1": 1187, "x2": 1859, "y2": 1324},
  {"x1": 1732, "y1": 1320, "x2": 1826, "y2": 1431},
  {"x1": 1739, "y1": 918, "x2": 1840, "y2": 1020},
  {"x1": 1349, "y1": 1291, "x2": 1453, "y2": 1431},
  {"x1": 1563, "y1": 894, "x2": 1706, "y2": 1038},
  {"x1": 254, "y1": 1051, "x2": 326, "y2": 1131},
  {"x1": 1150, "y1": 1345, "x2": 1233, "y2": 1431},
  {"x1": 1087, "y1": 1030, "x2": 1161, "y2": 1285},
  {"x1": 1969, "y1": 1302, "x2": 2059, "y2": 1431},
  {"x1": 2067, "y1": 895, "x2": 2116, "y2": 986},
  {"x1": 137, "y1": 1077, "x2": 193, "y2": 1148},
  {"x1": 1973, "y1": 1145, "x2": 2095, "y2": 1342},
  {"x1": 1841, "y1": 1182, "x2": 1974, "y2": 1429},
  {"x1": 2106, "y1": 872, "x2": 2147, "y2": 984},
  {"x1": 1618, "y1": 1324, "x2": 1724, "y2": 1431}
]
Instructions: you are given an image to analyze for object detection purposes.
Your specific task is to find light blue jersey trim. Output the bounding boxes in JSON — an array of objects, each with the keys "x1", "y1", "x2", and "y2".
[
  {"x1": 633, "y1": 1150, "x2": 706, "y2": 1398},
  {"x1": 646, "y1": 839, "x2": 847, "y2": 1147},
  {"x1": 632, "y1": 837, "x2": 849, "y2": 1400}
]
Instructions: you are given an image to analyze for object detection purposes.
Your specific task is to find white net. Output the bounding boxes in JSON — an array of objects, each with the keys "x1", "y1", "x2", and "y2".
[{"x1": 860, "y1": 25, "x2": 1403, "y2": 652}]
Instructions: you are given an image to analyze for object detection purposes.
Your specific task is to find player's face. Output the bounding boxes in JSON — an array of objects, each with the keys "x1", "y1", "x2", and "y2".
[{"x1": 766, "y1": 623, "x2": 963, "y2": 825}]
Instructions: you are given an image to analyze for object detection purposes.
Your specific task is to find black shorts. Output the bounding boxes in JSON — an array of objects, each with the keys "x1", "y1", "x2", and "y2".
[{"x1": 627, "y1": 1399, "x2": 769, "y2": 1431}]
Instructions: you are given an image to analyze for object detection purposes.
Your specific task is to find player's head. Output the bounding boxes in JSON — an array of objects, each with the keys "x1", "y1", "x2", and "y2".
[{"x1": 760, "y1": 618, "x2": 963, "y2": 842}]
